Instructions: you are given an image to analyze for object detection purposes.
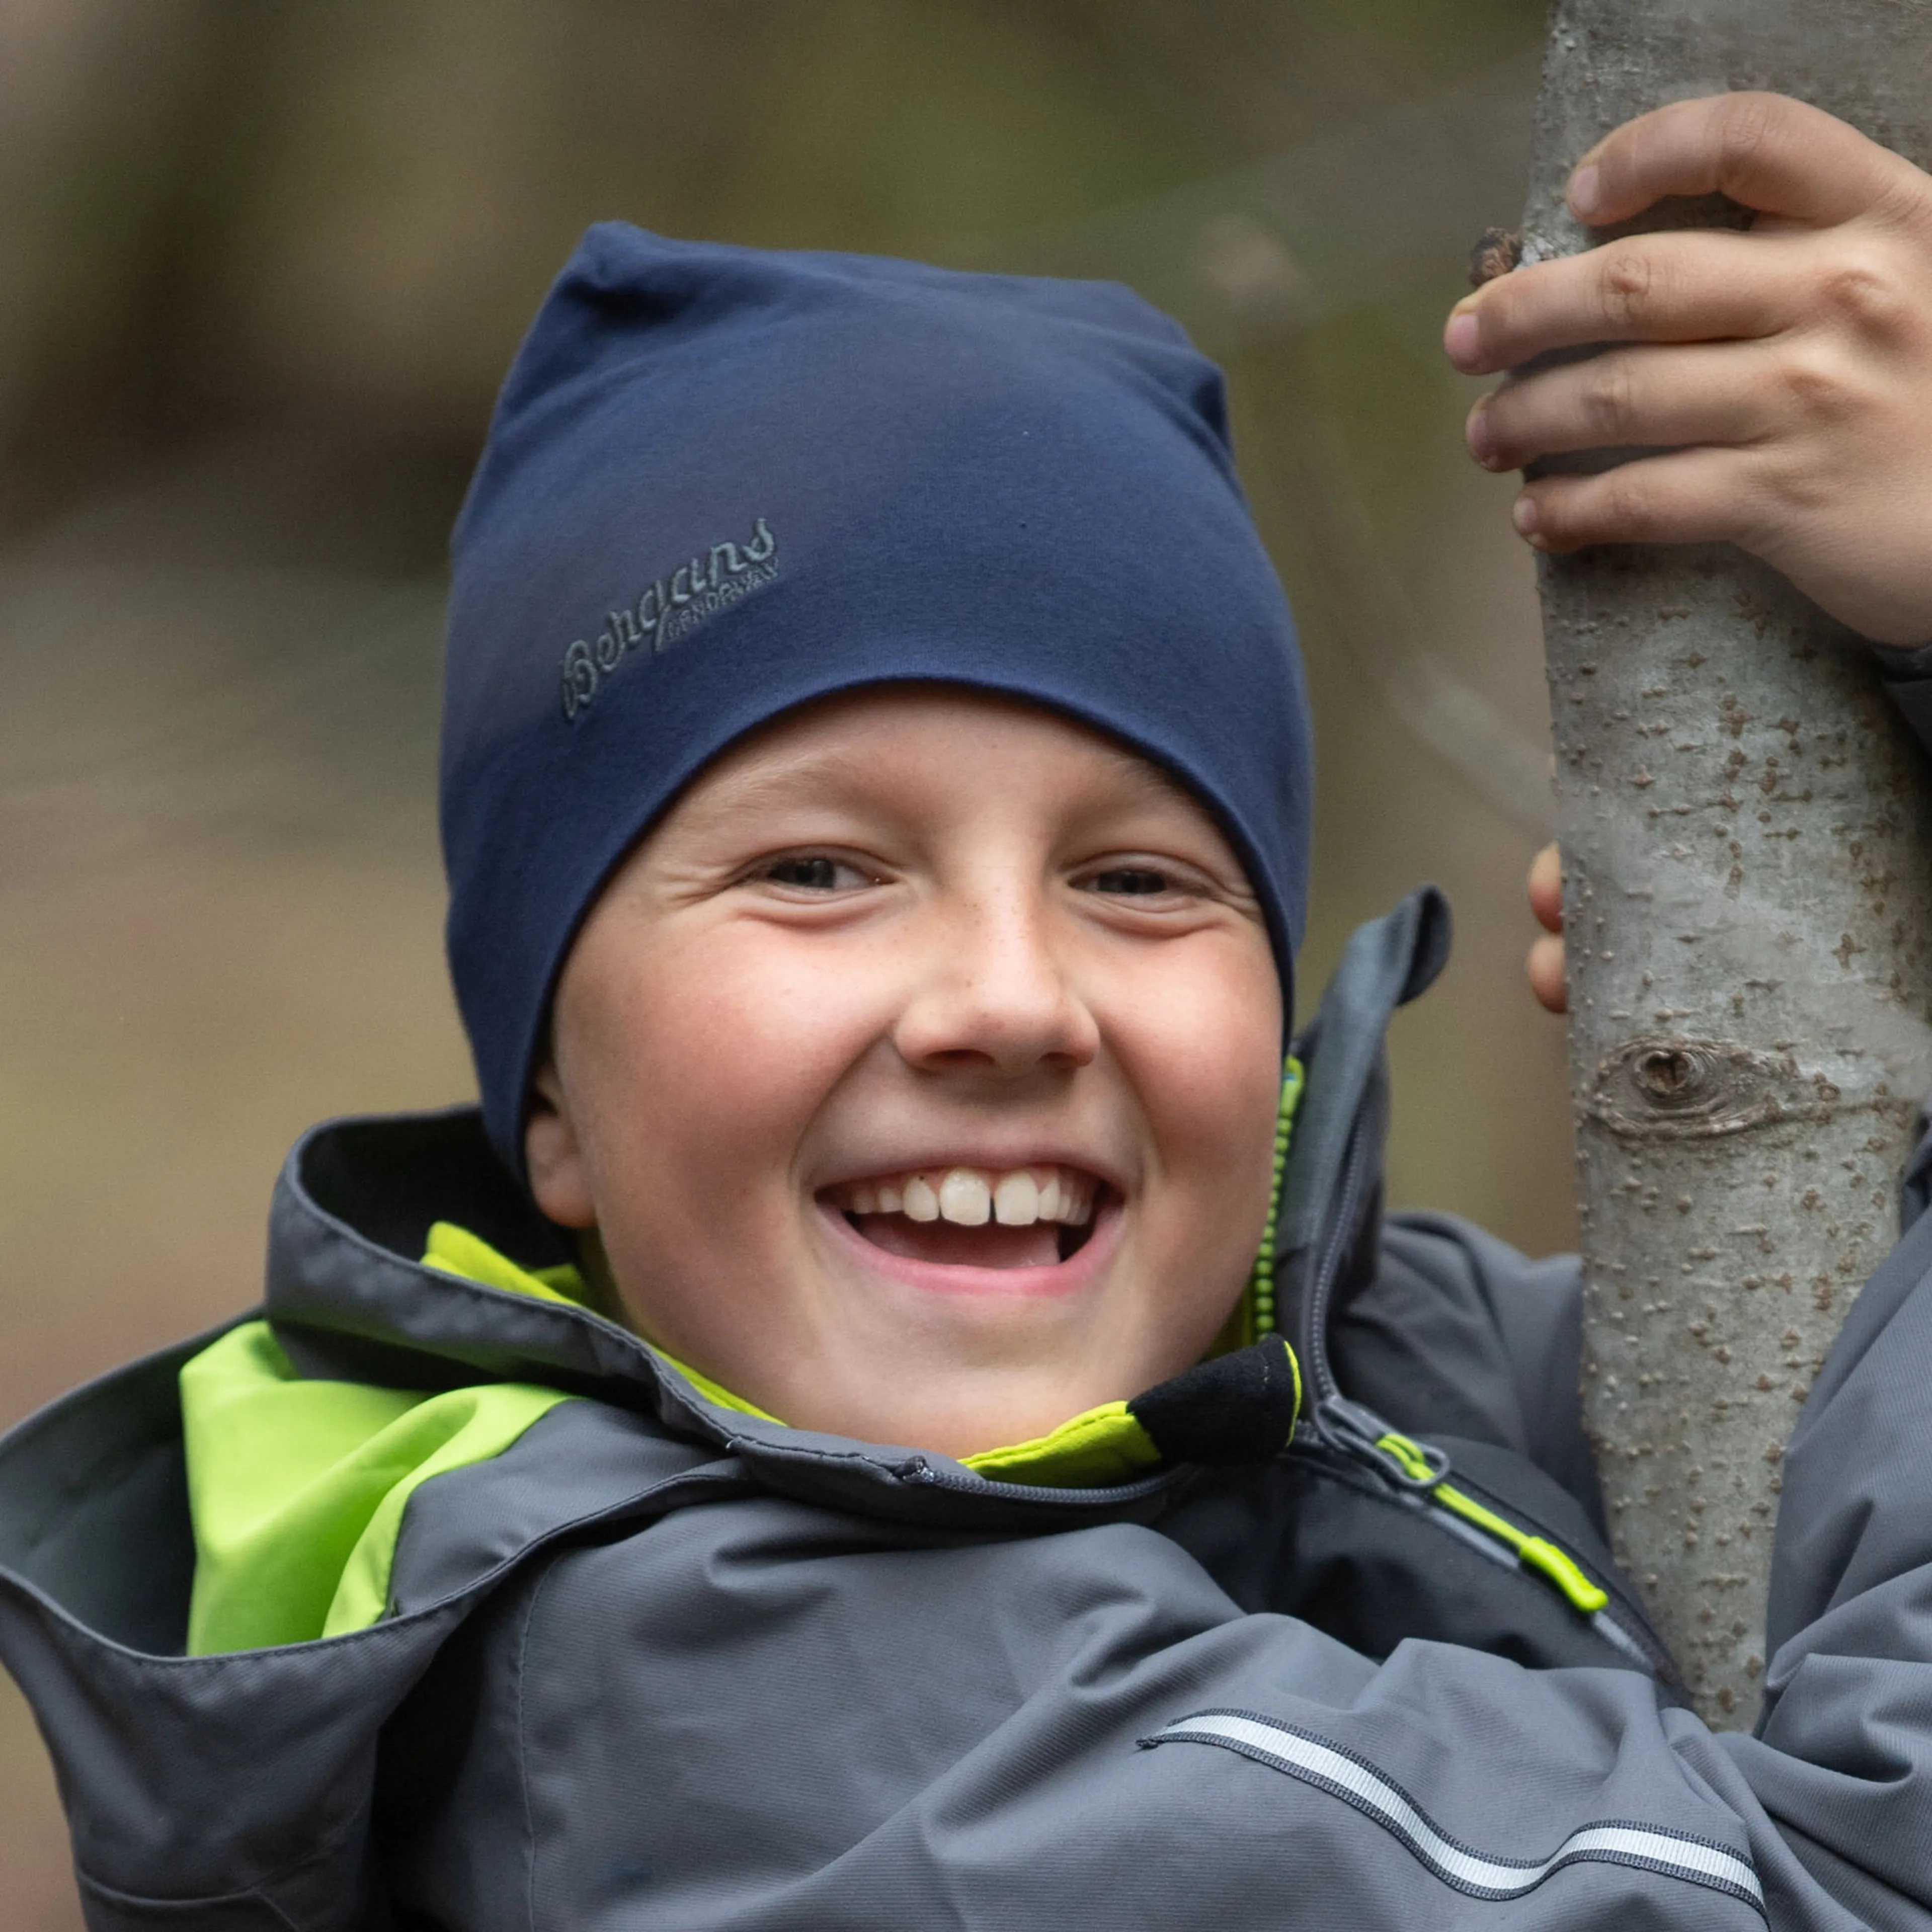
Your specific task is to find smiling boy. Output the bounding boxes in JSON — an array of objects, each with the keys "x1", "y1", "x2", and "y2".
[
  {"x1": 8, "y1": 93, "x2": 1932, "y2": 1932},
  {"x1": 525, "y1": 687, "x2": 1283, "y2": 1457}
]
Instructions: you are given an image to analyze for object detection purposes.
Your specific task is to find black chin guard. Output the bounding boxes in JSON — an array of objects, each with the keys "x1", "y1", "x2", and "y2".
[{"x1": 1126, "y1": 1334, "x2": 1301, "y2": 1467}]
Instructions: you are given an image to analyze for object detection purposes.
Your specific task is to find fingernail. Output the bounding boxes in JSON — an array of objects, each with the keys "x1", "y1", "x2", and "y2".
[
  {"x1": 1444, "y1": 310, "x2": 1481, "y2": 370},
  {"x1": 1568, "y1": 163, "x2": 1602, "y2": 222},
  {"x1": 1511, "y1": 494, "x2": 1540, "y2": 537},
  {"x1": 1466, "y1": 400, "x2": 1497, "y2": 468}
]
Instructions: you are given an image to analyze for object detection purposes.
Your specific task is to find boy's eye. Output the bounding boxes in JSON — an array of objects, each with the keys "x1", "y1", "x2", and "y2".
[
  {"x1": 1088, "y1": 866, "x2": 1173, "y2": 896},
  {"x1": 760, "y1": 854, "x2": 869, "y2": 891}
]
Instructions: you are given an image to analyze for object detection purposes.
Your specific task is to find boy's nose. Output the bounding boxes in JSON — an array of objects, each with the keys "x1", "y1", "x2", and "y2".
[{"x1": 892, "y1": 891, "x2": 1100, "y2": 1079}]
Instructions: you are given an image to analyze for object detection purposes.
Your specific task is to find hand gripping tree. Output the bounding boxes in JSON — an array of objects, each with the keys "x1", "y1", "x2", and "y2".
[{"x1": 1518, "y1": 0, "x2": 1932, "y2": 1725}]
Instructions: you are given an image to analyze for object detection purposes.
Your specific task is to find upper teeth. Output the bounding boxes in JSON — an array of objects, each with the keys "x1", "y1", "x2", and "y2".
[{"x1": 835, "y1": 1165, "x2": 1095, "y2": 1228}]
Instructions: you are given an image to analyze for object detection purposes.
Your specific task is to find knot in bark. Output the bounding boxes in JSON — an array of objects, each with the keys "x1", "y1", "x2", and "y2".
[{"x1": 1586, "y1": 1035, "x2": 1822, "y2": 1139}]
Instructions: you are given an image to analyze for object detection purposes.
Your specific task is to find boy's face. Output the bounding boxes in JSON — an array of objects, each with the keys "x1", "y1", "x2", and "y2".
[{"x1": 526, "y1": 687, "x2": 1282, "y2": 1458}]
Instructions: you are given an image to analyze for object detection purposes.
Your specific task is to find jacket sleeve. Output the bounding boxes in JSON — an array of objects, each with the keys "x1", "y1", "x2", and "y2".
[
  {"x1": 1689, "y1": 1135, "x2": 1932, "y2": 1923},
  {"x1": 1328, "y1": 1163, "x2": 1932, "y2": 1925},
  {"x1": 1147, "y1": 1197, "x2": 1932, "y2": 1932}
]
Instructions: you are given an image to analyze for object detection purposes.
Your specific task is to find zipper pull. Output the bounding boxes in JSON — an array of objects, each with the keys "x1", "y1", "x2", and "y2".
[{"x1": 1315, "y1": 1396, "x2": 1451, "y2": 1491}]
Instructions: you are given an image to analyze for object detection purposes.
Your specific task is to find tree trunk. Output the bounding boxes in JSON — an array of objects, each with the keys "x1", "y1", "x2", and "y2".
[{"x1": 1525, "y1": 0, "x2": 1932, "y2": 1728}]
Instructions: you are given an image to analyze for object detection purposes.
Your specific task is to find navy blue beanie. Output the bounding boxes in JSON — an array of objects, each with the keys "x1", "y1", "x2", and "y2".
[{"x1": 443, "y1": 223, "x2": 1314, "y2": 1178}]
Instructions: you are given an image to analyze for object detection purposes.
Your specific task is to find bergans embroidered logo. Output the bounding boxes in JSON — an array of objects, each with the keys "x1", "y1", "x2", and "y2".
[{"x1": 560, "y1": 517, "x2": 778, "y2": 721}]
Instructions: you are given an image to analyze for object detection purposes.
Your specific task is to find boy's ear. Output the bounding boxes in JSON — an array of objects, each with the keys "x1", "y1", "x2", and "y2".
[{"x1": 524, "y1": 1057, "x2": 597, "y2": 1229}]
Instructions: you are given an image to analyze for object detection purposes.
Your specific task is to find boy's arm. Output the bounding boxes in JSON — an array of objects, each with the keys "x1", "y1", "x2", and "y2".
[
  {"x1": 1336, "y1": 1137, "x2": 1932, "y2": 1926},
  {"x1": 1699, "y1": 1165, "x2": 1932, "y2": 1919},
  {"x1": 1447, "y1": 91, "x2": 1932, "y2": 648}
]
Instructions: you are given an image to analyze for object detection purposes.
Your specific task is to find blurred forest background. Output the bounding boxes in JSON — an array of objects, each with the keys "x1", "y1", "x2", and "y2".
[{"x1": 0, "y1": 1, "x2": 1566, "y2": 1917}]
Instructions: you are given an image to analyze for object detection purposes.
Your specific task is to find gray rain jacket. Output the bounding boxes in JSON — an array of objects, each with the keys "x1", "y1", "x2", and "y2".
[{"x1": 4, "y1": 890, "x2": 1932, "y2": 1930}]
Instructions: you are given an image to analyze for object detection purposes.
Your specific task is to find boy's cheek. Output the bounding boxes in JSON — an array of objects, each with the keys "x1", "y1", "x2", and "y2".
[
  {"x1": 565, "y1": 920, "x2": 882, "y2": 1103},
  {"x1": 1119, "y1": 957, "x2": 1281, "y2": 1126},
  {"x1": 1112, "y1": 1009, "x2": 1279, "y2": 1263}
]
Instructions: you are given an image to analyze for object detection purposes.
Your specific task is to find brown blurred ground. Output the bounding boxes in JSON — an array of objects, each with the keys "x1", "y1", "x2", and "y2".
[{"x1": 0, "y1": 4, "x2": 1563, "y2": 1919}]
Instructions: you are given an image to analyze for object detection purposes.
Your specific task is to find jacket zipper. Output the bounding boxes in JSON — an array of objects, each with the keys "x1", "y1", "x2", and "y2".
[
  {"x1": 894, "y1": 1458, "x2": 1177, "y2": 1507},
  {"x1": 1298, "y1": 1106, "x2": 1374, "y2": 1413},
  {"x1": 1292, "y1": 1093, "x2": 1671, "y2": 1679}
]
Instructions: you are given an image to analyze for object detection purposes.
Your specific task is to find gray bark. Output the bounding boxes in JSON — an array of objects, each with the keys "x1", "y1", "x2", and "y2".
[{"x1": 1525, "y1": 0, "x2": 1932, "y2": 1727}]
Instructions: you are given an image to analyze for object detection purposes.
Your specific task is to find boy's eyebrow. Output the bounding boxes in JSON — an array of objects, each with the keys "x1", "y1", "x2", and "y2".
[
  {"x1": 1097, "y1": 746, "x2": 1204, "y2": 811},
  {"x1": 674, "y1": 745, "x2": 884, "y2": 826}
]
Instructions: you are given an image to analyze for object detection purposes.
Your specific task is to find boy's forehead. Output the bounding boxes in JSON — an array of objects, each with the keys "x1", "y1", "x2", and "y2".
[{"x1": 664, "y1": 684, "x2": 1203, "y2": 824}]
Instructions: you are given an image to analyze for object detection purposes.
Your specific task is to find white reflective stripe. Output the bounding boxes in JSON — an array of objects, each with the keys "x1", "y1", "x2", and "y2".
[
  {"x1": 1420, "y1": 1500, "x2": 1520, "y2": 1570},
  {"x1": 1589, "y1": 1606, "x2": 1657, "y2": 1670},
  {"x1": 1146, "y1": 1712, "x2": 1763, "y2": 1912}
]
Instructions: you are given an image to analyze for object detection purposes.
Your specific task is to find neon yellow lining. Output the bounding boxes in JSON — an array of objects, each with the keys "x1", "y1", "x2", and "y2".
[
  {"x1": 422, "y1": 1220, "x2": 584, "y2": 1306},
  {"x1": 181, "y1": 1324, "x2": 572, "y2": 1653},
  {"x1": 424, "y1": 1223, "x2": 784, "y2": 1422},
  {"x1": 959, "y1": 1401, "x2": 1161, "y2": 1487},
  {"x1": 1375, "y1": 1430, "x2": 1608, "y2": 1615}
]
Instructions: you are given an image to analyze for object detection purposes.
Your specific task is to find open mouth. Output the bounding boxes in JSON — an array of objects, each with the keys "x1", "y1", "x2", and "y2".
[{"x1": 821, "y1": 1164, "x2": 1105, "y2": 1270}]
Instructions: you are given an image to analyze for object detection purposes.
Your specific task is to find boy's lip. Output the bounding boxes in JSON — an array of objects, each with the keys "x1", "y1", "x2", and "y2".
[{"x1": 814, "y1": 1190, "x2": 1123, "y2": 1300}]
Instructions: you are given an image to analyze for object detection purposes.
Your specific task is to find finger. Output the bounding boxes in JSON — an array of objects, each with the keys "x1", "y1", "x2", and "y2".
[
  {"x1": 1470, "y1": 339, "x2": 1773, "y2": 472},
  {"x1": 1527, "y1": 932, "x2": 1568, "y2": 1014},
  {"x1": 1570, "y1": 92, "x2": 1918, "y2": 230},
  {"x1": 1447, "y1": 227, "x2": 1794, "y2": 375},
  {"x1": 1528, "y1": 842, "x2": 1563, "y2": 934},
  {"x1": 1511, "y1": 445, "x2": 1756, "y2": 554}
]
